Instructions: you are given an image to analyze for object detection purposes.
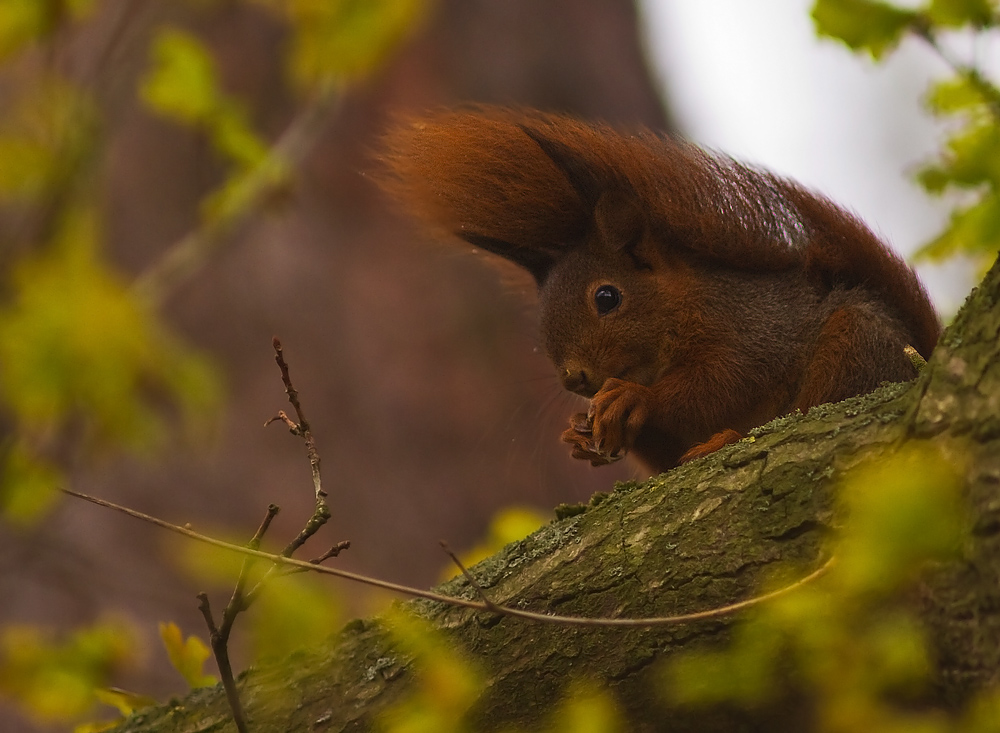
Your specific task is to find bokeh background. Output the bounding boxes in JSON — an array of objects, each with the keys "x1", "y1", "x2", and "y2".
[{"x1": 0, "y1": 1, "x2": 975, "y2": 730}]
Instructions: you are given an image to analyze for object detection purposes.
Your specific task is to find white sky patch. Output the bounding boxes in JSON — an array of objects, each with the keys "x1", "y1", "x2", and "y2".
[{"x1": 638, "y1": 0, "x2": 981, "y2": 313}]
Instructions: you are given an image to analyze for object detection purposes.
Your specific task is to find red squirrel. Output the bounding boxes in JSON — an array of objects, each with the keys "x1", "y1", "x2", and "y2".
[{"x1": 377, "y1": 108, "x2": 941, "y2": 474}]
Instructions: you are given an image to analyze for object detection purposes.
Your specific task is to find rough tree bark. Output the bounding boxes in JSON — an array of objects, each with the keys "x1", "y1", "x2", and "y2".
[{"x1": 113, "y1": 258, "x2": 1000, "y2": 732}]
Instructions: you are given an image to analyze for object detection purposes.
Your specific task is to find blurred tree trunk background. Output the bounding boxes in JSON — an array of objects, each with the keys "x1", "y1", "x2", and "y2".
[{"x1": 1, "y1": 1, "x2": 672, "y2": 728}]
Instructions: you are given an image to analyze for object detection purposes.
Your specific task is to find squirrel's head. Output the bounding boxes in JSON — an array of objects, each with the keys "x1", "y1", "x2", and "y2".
[
  {"x1": 537, "y1": 190, "x2": 686, "y2": 397},
  {"x1": 378, "y1": 107, "x2": 691, "y2": 396}
]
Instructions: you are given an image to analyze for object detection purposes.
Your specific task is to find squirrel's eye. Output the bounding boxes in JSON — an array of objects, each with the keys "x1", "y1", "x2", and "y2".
[{"x1": 594, "y1": 284, "x2": 621, "y2": 315}]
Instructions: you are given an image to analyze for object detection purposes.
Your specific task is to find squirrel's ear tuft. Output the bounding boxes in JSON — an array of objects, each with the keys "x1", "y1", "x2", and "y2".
[
  {"x1": 376, "y1": 108, "x2": 603, "y2": 275},
  {"x1": 517, "y1": 123, "x2": 602, "y2": 210},
  {"x1": 593, "y1": 189, "x2": 644, "y2": 253},
  {"x1": 458, "y1": 232, "x2": 557, "y2": 284}
]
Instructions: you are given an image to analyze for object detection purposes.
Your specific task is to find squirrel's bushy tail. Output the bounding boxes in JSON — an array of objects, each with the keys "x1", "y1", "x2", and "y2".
[{"x1": 377, "y1": 108, "x2": 593, "y2": 252}]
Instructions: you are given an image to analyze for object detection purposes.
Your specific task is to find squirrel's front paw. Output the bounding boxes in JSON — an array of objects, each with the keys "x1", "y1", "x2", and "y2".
[
  {"x1": 561, "y1": 412, "x2": 622, "y2": 466},
  {"x1": 588, "y1": 378, "x2": 652, "y2": 459}
]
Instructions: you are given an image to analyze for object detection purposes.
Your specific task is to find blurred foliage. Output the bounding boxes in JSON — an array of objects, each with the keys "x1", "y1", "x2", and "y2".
[
  {"x1": 0, "y1": 0, "x2": 427, "y2": 726},
  {"x1": 378, "y1": 610, "x2": 625, "y2": 733},
  {"x1": 442, "y1": 506, "x2": 549, "y2": 581},
  {"x1": 543, "y1": 682, "x2": 624, "y2": 733},
  {"x1": 661, "y1": 444, "x2": 1000, "y2": 732},
  {"x1": 0, "y1": 619, "x2": 135, "y2": 727},
  {"x1": 76, "y1": 624, "x2": 211, "y2": 732},
  {"x1": 812, "y1": 0, "x2": 1000, "y2": 275},
  {"x1": 140, "y1": 27, "x2": 285, "y2": 226},
  {"x1": 250, "y1": 572, "x2": 343, "y2": 662},
  {"x1": 377, "y1": 610, "x2": 483, "y2": 733},
  {"x1": 0, "y1": 75, "x2": 96, "y2": 201},
  {"x1": 251, "y1": 0, "x2": 428, "y2": 89},
  {"x1": 0, "y1": 0, "x2": 96, "y2": 62}
]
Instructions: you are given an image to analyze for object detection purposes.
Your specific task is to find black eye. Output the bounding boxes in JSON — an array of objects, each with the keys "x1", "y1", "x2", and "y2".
[{"x1": 594, "y1": 284, "x2": 621, "y2": 315}]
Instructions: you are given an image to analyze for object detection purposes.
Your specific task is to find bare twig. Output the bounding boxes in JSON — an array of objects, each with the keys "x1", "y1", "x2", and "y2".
[
  {"x1": 198, "y1": 593, "x2": 249, "y2": 733},
  {"x1": 311, "y1": 540, "x2": 351, "y2": 564},
  {"x1": 192, "y1": 338, "x2": 341, "y2": 732},
  {"x1": 60, "y1": 486, "x2": 835, "y2": 628},
  {"x1": 194, "y1": 504, "x2": 279, "y2": 733},
  {"x1": 440, "y1": 541, "x2": 500, "y2": 613},
  {"x1": 269, "y1": 337, "x2": 326, "y2": 502},
  {"x1": 247, "y1": 338, "x2": 341, "y2": 604},
  {"x1": 224, "y1": 504, "x2": 281, "y2": 628}
]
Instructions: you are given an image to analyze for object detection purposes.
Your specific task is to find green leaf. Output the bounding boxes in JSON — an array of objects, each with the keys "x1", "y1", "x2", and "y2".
[
  {"x1": 0, "y1": 0, "x2": 96, "y2": 61},
  {"x1": 836, "y1": 445, "x2": 964, "y2": 596},
  {"x1": 92, "y1": 687, "x2": 158, "y2": 716},
  {"x1": 920, "y1": 119, "x2": 1000, "y2": 190},
  {"x1": 158, "y1": 623, "x2": 217, "y2": 690},
  {"x1": 211, "y1": 104, "x2": 270, "y2": 169},
  {"x1": 927, "y1": 0, "x2": 995, "y2": 27},
  {"x1": 0, "y1": 621, "x2": 135, "y2": 724},
  {"x1": 0, "y1": 77, "x2": 97, "y2": 202},
  {"x1": 272, "y1": 0, "x2": 427, "y2": 87},
  {"x1": 926, "y1": 77, "x2": 989, "y2": 114},
  {"x1": 443, "y1": 506, "x2": 547, "y2": 580},
  {"x1": 812, "y1": 0, "x2": 919, "y2": 58},
  {"x1": 201, "y1": 151, "x2": 292, "y2": 226},
  {"x1": 377, "y1": 610, "x2": 481, "y2": 733},
  {"x1": 250, "y1": 575, "x2": 342, "y2": 663},
  {"x1": 140, "y1": 27, "x2": 273, "y2": 205},
  {"x1": 0, "y1": 442, "x2": 61, "y2": 525},
  {"x1": 916, "y1": 164, "x2": 951, "y2": 194},
  {"x1": 0, "y1": 207, "x2": 221, "y2": 458},
  {"x1": 915, "y1": 194, "x2": 1000, "y2": 264},
  {"x1": 140, "y1": 29, "x2": 221, "y2": 125},
  {"x1": 664, "y1": 604, "x2": 789, "y2": 706}
]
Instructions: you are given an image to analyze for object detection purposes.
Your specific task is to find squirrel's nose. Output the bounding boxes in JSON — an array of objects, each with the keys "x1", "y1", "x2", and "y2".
[{"x1": 561, "y1": 366, "x2": 597, "y2": 397}]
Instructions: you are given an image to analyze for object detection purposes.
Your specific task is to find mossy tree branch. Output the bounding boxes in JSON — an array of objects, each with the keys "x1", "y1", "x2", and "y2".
[{"x1": 109, "y1": 258, "x2": 1000, "y2": 732}]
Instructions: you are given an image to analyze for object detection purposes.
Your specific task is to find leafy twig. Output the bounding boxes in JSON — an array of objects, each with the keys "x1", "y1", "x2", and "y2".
[{"x1": 132, "y1": 86, "x2": 341, "y2": 306}]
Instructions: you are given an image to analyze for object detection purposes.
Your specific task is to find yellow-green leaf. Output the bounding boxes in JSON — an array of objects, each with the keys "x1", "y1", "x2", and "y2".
[
  {"x1": 250, "y1": 575, "x2": 342, "y2": 663},
  {"x1": 812, "y1": 0, "x2": 918, "y2": 58},
  {"x1": 0, "y1": 621, "x2": 135, "y2": 723},
  {"x1": 0, "y1": 207, "x2": 220, "y2": 460},
  {"x1": 0, "y1": 442, "x2": 61, "y2": 525},
  {"x1": 158, "y1": 622, "x2": 217, "y2": 690},
  {"x1": 279, "y1": 0, "x2": 427, "y2": 87},
  {"x1": 140, "y1": 27, "x2": 272, "y2": 194},
  {"x1": 836, "y1": 445, "x2": 964, "y2": 596},
  {"x1": 915, "y1": 194, "x2": 1000, "y2": 268},
  {"x1": 74, "y1": 720, "x2": 125, "y2": 733},
  {"x1": 928, "y1": 0, "x2": 995, "y2": 27},
  {"x1": 93, "y1": 687, "x2": 158, "y2": 716},
  {"x1": 0, "y1": 0, "x2": 96, "y2": 61},
  {"x1": 0, "y1": 76, "x2": 97, "y2": 202},
  {"x1": 926, "y1": 76, "x2": 989, "y2": 115},
  {"x1": 547, "y1": 682, "x2": 623, "y2": 733},
  {"x1": 377, "y1": 610, "x2": 481, "y2": 733},
  {"x1": 141, "y1": 29, "x2": 221, "y2": 125},
  {"x1": 442, "y1": 505, "x2": 547, "y2": 580}
]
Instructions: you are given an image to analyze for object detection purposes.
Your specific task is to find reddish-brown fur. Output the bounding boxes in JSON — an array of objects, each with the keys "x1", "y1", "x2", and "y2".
[{"x1": 378, "y1": 107, "x2": 941, "y2": 474}]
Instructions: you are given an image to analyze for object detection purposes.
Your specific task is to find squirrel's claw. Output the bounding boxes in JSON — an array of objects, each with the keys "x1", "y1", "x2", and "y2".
[
  {"x1": 562, "y1": 413, "x2": 623, "y2": 466},
  {"x1": 587, "y1": 378, "x2": 651, "y2": 459}
]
